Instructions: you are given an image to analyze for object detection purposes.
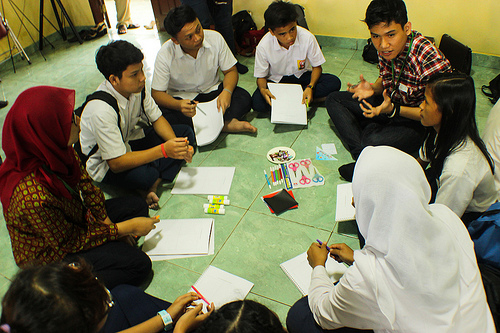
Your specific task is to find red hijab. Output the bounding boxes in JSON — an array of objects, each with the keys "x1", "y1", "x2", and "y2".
[{"x1": 0, "y1": 86, "x2": 81, "y2": 209}]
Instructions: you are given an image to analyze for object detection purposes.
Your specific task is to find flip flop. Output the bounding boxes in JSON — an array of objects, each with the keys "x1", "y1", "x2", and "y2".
[
  {"x1": 144, "y1": 21, "x2": 155, "y2": 29},
  {"x1": 127, "y1": 23, "x2": 140, "y2": 29},
  {"x1": 118, "y1": 24, "x2": 127, "y2": 34}
]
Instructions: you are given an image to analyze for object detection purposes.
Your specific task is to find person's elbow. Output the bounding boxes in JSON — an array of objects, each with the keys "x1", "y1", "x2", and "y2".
[
  {"x1": 106, "y1": 156, "x2": 129, "y2": 173},
  {"x1": 151, "y1": 89, "x2": 165, "y2": 107}
]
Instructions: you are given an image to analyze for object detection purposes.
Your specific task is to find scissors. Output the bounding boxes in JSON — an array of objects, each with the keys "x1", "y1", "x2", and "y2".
[
  {"x1": 289, "y1": 162, "x2": 300, "y2": 176},
  {"x1": 300, "y1": 159, "x2": 311, "y2": 171},
  {"x1": 299, "y1": 171, "x2": 311, "y2": 185},
  {"x1": 312, "y1": 172, "x2": 324, "y2": 183}
]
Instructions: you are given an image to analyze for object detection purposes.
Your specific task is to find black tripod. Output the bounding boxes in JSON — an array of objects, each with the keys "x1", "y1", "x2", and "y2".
[{"x1": 39, "y1": 0, "x2": 83, "y2": 50}]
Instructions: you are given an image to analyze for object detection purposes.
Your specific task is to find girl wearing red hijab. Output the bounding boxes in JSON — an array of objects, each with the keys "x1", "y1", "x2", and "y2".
[{"x1": 0, "y1": 86, "x2": 159, "y2": 289}]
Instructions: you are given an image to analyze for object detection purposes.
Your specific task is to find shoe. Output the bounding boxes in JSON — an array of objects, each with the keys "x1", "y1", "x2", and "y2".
[
  {"x1": 118, "y1": 24, "x2": 127, "y2": 34},
  {"x1": 0, "y1": 100, "x2": 8, "y2": 109},
  {"x1": 127, "y1": 23, "x2": 140, "y2": 29},
  {"x1": 144, "y1": 21, "x2": 155, "y2": 29},
  {"x1": 236, "y1": 62, "x2": 248, "y2": 74},
  {"x1": 338, "y1": 162, "x2": 356, "y2": 182}
]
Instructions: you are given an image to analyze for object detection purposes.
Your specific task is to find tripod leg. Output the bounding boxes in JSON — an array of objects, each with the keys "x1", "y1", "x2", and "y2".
[
  {"x1": 49, "y1": 0, "x2": 66, "y2": 40},
  {"x1": 5, "y1": 31, "x2": 15, "y2": 72},
  {"x1": 52, "y1": 0, "x2": 82, "y2": 44},
  {"x1": 9, "y1": 28, "x2": 31, "y2": 64},
  {"x1": 39, "y1": 0, "x2": 44, "y2": 50}
]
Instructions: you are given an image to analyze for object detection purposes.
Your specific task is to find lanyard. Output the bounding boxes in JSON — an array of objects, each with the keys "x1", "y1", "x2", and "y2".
[
  {"x1": 390, "y1": 32, "x2": 414, "y2": 96},
  {"x1": 41, "y1": 165, "x2": 79, "y2": 198}
]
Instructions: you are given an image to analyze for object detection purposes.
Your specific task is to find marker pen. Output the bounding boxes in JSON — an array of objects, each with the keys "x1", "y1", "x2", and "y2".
[{"x1": 316, "y1": 239, "x2": 331, "y2": 252}]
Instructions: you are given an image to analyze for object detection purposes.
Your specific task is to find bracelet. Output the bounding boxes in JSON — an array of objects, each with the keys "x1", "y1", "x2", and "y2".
[
  {"x1": 388, "y1": 103, "x2": 400, "y2": 118},
  {"x1": 223, "y1": 88, "x2": 233, "y2": 95},
  {"x1": 160, "y1": 143, "x2": 168, "y2": 158},
  {"x1": 157, "y1": 310, "x2": 173, "y2": 331},
  {"x1": 306, "y1": 84, "x2": 314, "y2": 90}
]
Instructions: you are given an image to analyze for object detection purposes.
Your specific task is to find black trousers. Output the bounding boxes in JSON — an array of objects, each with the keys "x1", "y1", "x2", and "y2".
[{"x1": 65, "y1": 196, "x2": 152, "y2": 289}]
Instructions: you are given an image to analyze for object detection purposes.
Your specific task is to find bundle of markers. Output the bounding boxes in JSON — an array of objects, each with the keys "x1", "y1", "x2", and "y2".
[
  {"x1": 203, "y1": 195, "x2": 230, "y2": 215},
  {"x1": 264, "y1": 164, "x2": 292, "y2": 190}
]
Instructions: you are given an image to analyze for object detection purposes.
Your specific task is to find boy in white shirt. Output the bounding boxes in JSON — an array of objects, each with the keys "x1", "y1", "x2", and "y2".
[{"x1": 252, "y1": 0, "x2": 341, "y2": 114}]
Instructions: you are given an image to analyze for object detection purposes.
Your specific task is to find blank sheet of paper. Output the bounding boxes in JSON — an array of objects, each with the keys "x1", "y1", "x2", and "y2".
[
  {"x1": 190, "y1": 266, "x2": 254, "y2": 311},
  {"x1": 268, "y1": 83, "x2": 307, "y2": 125},
  {"x1": 143, "y1": 218, "x2": 214, "y2": 256},
  {"x1": 335, "y1": 183, "x2": 356, "y2": 222},
  {"x1": 192, "y1": 99, "x2": 224, "y2": 146},
  {"x1": 171, "y1": 167, "x2": 235, "y2": 195}
]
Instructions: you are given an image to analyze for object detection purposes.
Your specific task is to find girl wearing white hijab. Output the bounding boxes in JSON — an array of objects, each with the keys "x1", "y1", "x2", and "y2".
[{"x1": 286, "y1": 146, "x2": 494, "y2": 333}]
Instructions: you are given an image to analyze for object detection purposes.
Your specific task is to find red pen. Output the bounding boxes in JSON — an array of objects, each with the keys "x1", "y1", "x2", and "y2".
[{"x1": 191, "y1": 285, "x2": 210, "y2": 305}]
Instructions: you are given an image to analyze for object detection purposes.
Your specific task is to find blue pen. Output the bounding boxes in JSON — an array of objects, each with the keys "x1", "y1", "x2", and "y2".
[
  {"x1": 264, "y1": 170, "x2": 271, "y2": 189},
  {"x1": 316, "y1": 239, "x2": 331, "y2": 252}
]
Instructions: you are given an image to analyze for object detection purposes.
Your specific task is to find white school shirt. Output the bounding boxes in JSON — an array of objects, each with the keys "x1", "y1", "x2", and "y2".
[
  {"x1": 79, "y1": 80, "x2": 163, "y2": 182},
  {"x1": 482, "y1": 99, "x2": 500, "y2": 199},
  {"x1": 253, "y1": 26, "x2": 325, "y2": 82},
  {"x1": 152, "y1": 30, "x2": 236, "y2": 100},
  {"x1": 420, "y1": 137, "x2": 497, "y2": 217}
]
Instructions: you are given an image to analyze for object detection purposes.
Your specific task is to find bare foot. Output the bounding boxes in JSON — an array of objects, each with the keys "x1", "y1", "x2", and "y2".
[
  {"x1": 145, "y1": 191, "x2": 160, "y2": 210},
  {"x1": 222, "y1": 118, "x2": 257, "y2": 133}
]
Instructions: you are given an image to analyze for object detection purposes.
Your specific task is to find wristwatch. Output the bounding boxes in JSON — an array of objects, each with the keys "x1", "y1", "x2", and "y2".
[
  {"x1": 306, "y1": 84, "x2": 314, "y2": 90},
  {"x1": 158, "y1": 310, "x2": 173, "y2": 331}
]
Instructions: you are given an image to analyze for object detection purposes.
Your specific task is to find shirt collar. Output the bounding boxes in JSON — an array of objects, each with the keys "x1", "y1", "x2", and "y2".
[
  {"x1": 174, "y1": 35, "x2": 212, "y2": 59},
  {"x1": 272, "y1": 28, "x2": 301, "y2": 51},
  {"x1": 104, "y1": 80, "x2": 136, "y2": 109}
]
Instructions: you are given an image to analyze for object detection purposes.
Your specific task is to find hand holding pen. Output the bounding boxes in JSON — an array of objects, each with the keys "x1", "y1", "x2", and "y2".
[{"x1": 180, "y1": 99, "x2": 198, "y2": 117}]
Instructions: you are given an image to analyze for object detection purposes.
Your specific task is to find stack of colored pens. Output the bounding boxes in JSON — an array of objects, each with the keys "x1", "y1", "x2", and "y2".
[{"x1": 264, "y1": 164, "x2": 292, "y2": 190}]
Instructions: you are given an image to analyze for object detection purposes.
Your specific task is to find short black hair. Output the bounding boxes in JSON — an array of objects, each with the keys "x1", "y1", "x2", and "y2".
[
  {"x1": 264, "y1": 1, "x2": 298, "y2": 31},
  {"x1": 164, "y1": 5, "x2": 198, "y2": 38},
  {"x1": 95, "y1": 40, "x2": 144, "y2": 80},
  {"x1": 364, "y1": 0, "x2": 408, "y2": 29}
]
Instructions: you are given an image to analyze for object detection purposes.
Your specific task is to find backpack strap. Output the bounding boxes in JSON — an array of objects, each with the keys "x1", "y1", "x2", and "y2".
[
  {"x1": 139, "y1": 87, "x2": 152, "y2": 125},
  {"x1": 77, "y1": 91, "x2": 124, "y2": 161}
]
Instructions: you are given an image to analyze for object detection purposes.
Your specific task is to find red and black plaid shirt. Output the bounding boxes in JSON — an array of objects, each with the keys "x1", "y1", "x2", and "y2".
[{"x1": 379, "y1": 30, "x2": 452, "y2": 107}]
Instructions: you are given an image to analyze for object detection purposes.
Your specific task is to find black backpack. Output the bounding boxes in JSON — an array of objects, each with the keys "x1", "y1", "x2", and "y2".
[
  {"x1": 482, "y1": 74, "x2": 500, "y2": 104},
  {"x1": 232, "y1": 10, "x2": 257, "y2": 51},
  {"x1": 362, "y1": 38, "x2": 378, "y2": 64},
  {"x1": 74, "y1": 89, "x2": 146, "y2": 164}
]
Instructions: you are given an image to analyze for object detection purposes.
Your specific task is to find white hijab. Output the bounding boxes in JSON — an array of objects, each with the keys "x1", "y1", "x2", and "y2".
[{"x1": 352, "y1": 146, "x2": 492, "y2": 332}]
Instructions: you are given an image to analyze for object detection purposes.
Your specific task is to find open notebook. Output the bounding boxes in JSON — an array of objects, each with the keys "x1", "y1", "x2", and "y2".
[
  {"x1": 280, "y1": 251, "x2": 348, "y2": 295},
  {"x1": 335, "y1": 183, "x2": 356, "y2": 222},
  {"x1": 189, "y1": 266, "x2": 254, "y2": 312}
]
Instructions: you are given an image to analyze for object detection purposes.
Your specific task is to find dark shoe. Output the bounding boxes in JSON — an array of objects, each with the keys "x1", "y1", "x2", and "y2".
[
  {"x1": 338, "y1": 162, "x2": 355, "y2": 182},
  {"x1": 236, "y1": 62, "x2": 248, "y2": 74},
  {"x1": 0, "y1": 100, "x2": 8, "y2": 109},
  {"x1": 127, "y1": 23, "x2": 140, "y2": 29},
  {"x1": 118, "y1": 24, "x2": 127, "y2": 34}
]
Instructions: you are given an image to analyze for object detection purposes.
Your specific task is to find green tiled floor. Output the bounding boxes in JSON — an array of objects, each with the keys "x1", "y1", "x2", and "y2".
[{"x1": 0, "y1": 0, "x2": 499, "y2": 324}]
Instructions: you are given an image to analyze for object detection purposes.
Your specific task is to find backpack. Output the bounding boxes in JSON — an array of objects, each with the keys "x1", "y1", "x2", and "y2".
[
  {"x1": 74, "y1": 89, "x2": 146, "y2": 164},
  {"x1": 362, "y1": 38, "x2": 378, "y2": 64},
  {"x1": 478, "y1": 263, "x2": 500, "y2": 331},
  {"x1": 482, "y1": 74, "x2": 500, "y2": 104},
  {"x1": 232, "y1": 10, "x2": 257, "y2": 55},
  {"x1": 438, "y1": 34, "x2": 472, "y2": 75},
  {"x1": 467, "y1": 201, "x2": 500, "y2": 269}
]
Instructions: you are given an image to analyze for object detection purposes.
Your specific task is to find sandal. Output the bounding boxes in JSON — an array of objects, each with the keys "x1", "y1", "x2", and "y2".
[
  {"x1": 127, "y1": 23, "x2": 140, "y2": 29},
  {"x1": 118, "y1": 24, "x2": 127, "y2": 35}
]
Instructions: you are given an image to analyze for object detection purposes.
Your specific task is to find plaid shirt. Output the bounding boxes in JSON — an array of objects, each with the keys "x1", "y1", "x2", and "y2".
[{"x1": 379, "y1": 31, "x2": 451, "y2": 107}]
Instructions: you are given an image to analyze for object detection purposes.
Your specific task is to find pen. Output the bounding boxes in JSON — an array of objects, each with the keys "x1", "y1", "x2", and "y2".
[
  {"x1": 196, "y1": 105, "x2": 207, "y2": 115},
  {"x1": 316, "y1": 239, "x2": 331, "y2": 252},
  {"x1": 305, "y1": 97, "x2": 309, "y2": 108},
  {"x1": 264, "y1": 170, "x2": 271, "y2": 188},
  {"x1": 191, "y1": 285, "x2": 210, "y2": 305},
  {"x1": 154, "y1": 215, "x2": 160, "y2": 219}
]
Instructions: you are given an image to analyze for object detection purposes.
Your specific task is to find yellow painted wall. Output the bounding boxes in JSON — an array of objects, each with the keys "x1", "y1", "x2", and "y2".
[
  {"x1": 234, "y1": 0, "x2": 500, "y2": 56},
  {"x1": 0, "y1": 0, "x2": 94, "y2": 61}
]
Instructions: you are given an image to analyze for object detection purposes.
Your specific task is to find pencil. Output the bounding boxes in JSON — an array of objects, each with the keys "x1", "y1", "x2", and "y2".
[{"x1": 191, "y1": 285, "x2": 210, "y2": 305}]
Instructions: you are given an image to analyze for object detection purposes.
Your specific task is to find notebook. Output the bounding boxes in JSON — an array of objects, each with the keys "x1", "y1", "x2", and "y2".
[
  {"x1": 192, "y1": 99, "x2": 224, "y2": 146},
  {"x1": 335, "y1": 183, "x2": 356, "y2": 222},
  {"x1": 280, "y1": 252, "x2": 348, "y2": 295},
  {"x1": 189, "y1": 266, "x2": 254, "y2": 312},
  {"x1": 268, "y1": 83, "x2": 307, "y2": 125}
]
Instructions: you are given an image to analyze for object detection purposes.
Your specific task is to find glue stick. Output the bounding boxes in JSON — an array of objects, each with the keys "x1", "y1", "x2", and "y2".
[
  {"x1": 207, "y1": 195, "x2": 230, "y2": 205},
  {"x1": 203, "y1": 203, "x2": 225, "y2": 215}
]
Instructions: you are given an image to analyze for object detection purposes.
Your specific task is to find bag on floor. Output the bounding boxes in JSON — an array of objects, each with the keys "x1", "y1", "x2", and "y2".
[
  {"x1": 293, "y1": 4, "x2": 309, "y2": 30},
  {"x1": 232, "y1": 10, "x2": 257, "y2": 55},
  {"x1": 482, "y1": 74, "x2": 500, "y2": 104},
  {"x1": 362, "y1": 38, "x2": 378, "y2": 64},
  {"x1": 438, "y1": 34, "x2": 472, "y2": 75},
  {"x1": 467, "y1": 202, "x2": 500, "y2": 269}
]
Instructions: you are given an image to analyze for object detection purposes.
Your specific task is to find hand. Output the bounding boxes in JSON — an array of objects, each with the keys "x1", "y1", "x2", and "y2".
[
  {"x1": 329, "y1": 243, "x2": 354, "y2": 266},
  {"x1": 259, "y1": 88, "x2": 276, "y2": 106},
  {"x1": 162, "y1": 137, "x2": 190, "y2": 159},
  {"x1": 216, "y1": 90, "x2": 231, "y2": 114},
  {"x1": 173, "y1": 303, "x2": 214, "y2": 333},
  {"x1": 184, "y1": 145, "x2": 194, "y2": 163},
  {"x1": 348, "y1": 74, "x2": 374, "y2": 101},
  {"x1": 307, "y1": 242, "x2": 329, "y2": 268},
  {"x1": 359, "y1": 89, "x2": 392, "y2": 118},
  {"x1": 302, "y1": 87, "x2": 313, "y2": 105},
  {"x1": 180, "y1": 99, "x2": 198, "y2": 118},
  {"x1": 166, "y1": 292, "x2": 200, "y2": 323},
  {"x1": 118, "y1": 216, "x2": 160, "y2": 237}
]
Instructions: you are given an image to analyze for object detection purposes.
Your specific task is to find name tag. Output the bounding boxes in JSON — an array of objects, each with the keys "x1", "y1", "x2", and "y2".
[{"x1": 399, "y1": 83, "x2": 408, "y2": 93}]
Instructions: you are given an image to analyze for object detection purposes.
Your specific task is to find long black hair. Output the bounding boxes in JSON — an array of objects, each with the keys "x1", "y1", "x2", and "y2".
[
  {"x1": 1, "y1": 260, "x2": 109, "y2": 333},
  {"x1": 194, "y1": 299, "x2": 287, "y2": 333},
  {"x1": 423, "y1": 72, "x2": 494, "y2": 176}
]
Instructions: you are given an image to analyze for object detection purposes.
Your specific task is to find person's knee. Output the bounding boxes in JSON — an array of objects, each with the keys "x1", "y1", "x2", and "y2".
[
  {"x1": 128, "y1": 250, "x2": 152, "y2": 286},
  {"x1": 286, "y1": 297, "x2": 310, "y2": 333}
]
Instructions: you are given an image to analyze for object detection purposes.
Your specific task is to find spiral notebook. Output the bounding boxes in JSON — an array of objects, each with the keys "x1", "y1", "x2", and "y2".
[{"x1": 280, "y1": 252, "x2": 348, "y2": 295}]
